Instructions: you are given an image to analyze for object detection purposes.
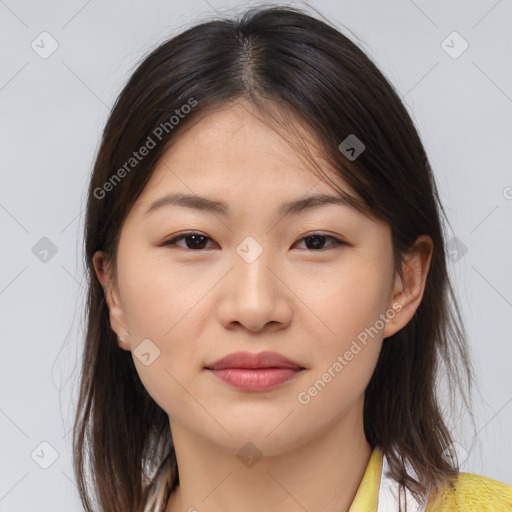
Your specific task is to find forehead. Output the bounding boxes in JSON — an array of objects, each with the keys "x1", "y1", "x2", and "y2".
[{"x1": 135, "y1": 102, "x2": 353, "y2": 209}]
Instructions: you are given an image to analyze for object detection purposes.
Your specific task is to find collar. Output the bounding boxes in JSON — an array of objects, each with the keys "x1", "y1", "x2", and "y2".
[
  {"x1": 348, "y1": 447, "x2": 430, "y2": 512},
  {"x1": 145, "y1": 446, "x2": 430, "y2": 512}
]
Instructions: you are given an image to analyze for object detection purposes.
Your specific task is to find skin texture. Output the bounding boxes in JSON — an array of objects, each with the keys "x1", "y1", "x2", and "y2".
[{"x1": 93, "y1": 101, "x2": 433, "y2": 512}]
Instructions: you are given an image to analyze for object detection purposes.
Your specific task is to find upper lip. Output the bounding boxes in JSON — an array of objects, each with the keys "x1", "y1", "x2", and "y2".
[{"x1": 205, "y1": 351, "x2": 305, "y2": 370}]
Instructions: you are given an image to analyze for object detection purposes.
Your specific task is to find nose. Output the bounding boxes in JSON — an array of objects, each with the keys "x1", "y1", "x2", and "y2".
[{"x1": 215, "y1": 246, "x2": 293, "y2": 333}]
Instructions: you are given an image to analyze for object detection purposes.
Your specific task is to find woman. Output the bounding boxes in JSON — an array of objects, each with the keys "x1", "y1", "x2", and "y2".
[{"x1": 73, "y1": 5, "x2": 512, "y2": 512}]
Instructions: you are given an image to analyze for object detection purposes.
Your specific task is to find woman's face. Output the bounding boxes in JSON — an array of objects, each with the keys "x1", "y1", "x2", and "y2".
[{"x1": 94, "y1": 101, "x2": 427, "y2": 456}]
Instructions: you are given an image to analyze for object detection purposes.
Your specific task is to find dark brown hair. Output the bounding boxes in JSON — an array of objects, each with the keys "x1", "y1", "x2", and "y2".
[{"x1": 74, "y1": 4, "x2": 474, "y2": 511}]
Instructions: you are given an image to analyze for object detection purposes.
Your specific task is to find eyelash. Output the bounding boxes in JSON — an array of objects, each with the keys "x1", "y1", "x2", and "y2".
[{"x1": 161, "y1": 231, "x2": 347, "y2": 252}]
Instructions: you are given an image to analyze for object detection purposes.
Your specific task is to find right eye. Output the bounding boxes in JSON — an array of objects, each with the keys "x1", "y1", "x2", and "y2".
[{"x1": 161, "y1": 232, "x2": 217, "y2": 250}]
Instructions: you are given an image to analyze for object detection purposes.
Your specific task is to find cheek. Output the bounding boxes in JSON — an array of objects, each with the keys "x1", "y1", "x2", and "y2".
[
  {"x1": 294, "y1": 256, "x2": 391, "y2": 403},
  {"x1": 116, "y1": 248, "x2": 212, "y2": 411},
  {"x1": 118, "y1": 247, "x2": 212, "y2": 341},
  {"x1": 294, "y1": 275, "x2": 387, "y2": 416},
  {"x1": 300, "y1": 256, "x2": 392, "y2": 351}
]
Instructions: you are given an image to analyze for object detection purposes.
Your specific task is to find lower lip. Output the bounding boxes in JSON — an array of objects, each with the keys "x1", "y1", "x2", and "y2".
[{"x1": 206, "y1": 368, "x2": 304, "y2": 391}]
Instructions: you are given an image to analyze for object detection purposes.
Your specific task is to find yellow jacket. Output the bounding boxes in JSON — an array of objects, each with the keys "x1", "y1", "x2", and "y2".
[{"x1": 349, "y1": 447, "x2": 512, "y2": 511}]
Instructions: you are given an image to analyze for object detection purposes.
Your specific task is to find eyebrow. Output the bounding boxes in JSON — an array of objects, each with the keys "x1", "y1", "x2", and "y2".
[{"x1": 144, "y1": 192, "x2": 351, "y2": 218}]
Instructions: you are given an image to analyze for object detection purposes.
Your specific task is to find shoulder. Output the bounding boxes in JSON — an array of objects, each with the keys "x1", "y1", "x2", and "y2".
[{"x1": 427, "y1": 472, "x2": 512, "y2": 511}]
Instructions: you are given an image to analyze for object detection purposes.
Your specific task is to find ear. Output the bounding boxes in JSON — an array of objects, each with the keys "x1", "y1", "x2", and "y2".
[
  {"x1": 383, "y1": 235, "x2": 434, "y2": 338},
  {"x1": 92, "y1": 251, "x2": 131, "y2": 350}
]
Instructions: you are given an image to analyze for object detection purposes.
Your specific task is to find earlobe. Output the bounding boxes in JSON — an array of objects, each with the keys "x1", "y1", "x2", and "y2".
[{"x1": 383, "y1": 235, "x2": 434, "y2": 338}]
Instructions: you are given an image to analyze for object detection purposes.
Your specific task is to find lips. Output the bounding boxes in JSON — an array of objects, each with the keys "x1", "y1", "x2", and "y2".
[
  {"x1": 205, "y1": 350, "x2": 305, "y2": 370},
  {"x1": 205, "y1": 351, "x2": 306, "y2": 392}
]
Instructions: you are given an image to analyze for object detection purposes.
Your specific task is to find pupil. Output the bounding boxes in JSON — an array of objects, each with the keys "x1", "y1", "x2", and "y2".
[
  {"x1": 307, "y1": 235, "x2": 325, "y2": 250},
  {"x1": 188, "y1": 235, "x2": 207, "y2": 249}
]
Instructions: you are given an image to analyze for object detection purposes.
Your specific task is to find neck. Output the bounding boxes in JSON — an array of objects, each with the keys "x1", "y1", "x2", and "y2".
[{"x1": 165, "y1": 399, "x2": 372, "y2": 512}]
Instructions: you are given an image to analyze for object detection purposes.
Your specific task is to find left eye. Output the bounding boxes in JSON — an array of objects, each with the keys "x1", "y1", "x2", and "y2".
[
  {"x1": 161, "y1": 232, "x2": 345, "y2": 251},
  {"x1": 295, "y1": 232, "x2": 345, "y2": 250}
]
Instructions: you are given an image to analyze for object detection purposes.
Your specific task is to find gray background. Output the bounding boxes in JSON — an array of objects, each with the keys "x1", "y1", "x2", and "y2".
[{"x1": 1, "y1": 0, "x2": 511, "y2": 510}]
